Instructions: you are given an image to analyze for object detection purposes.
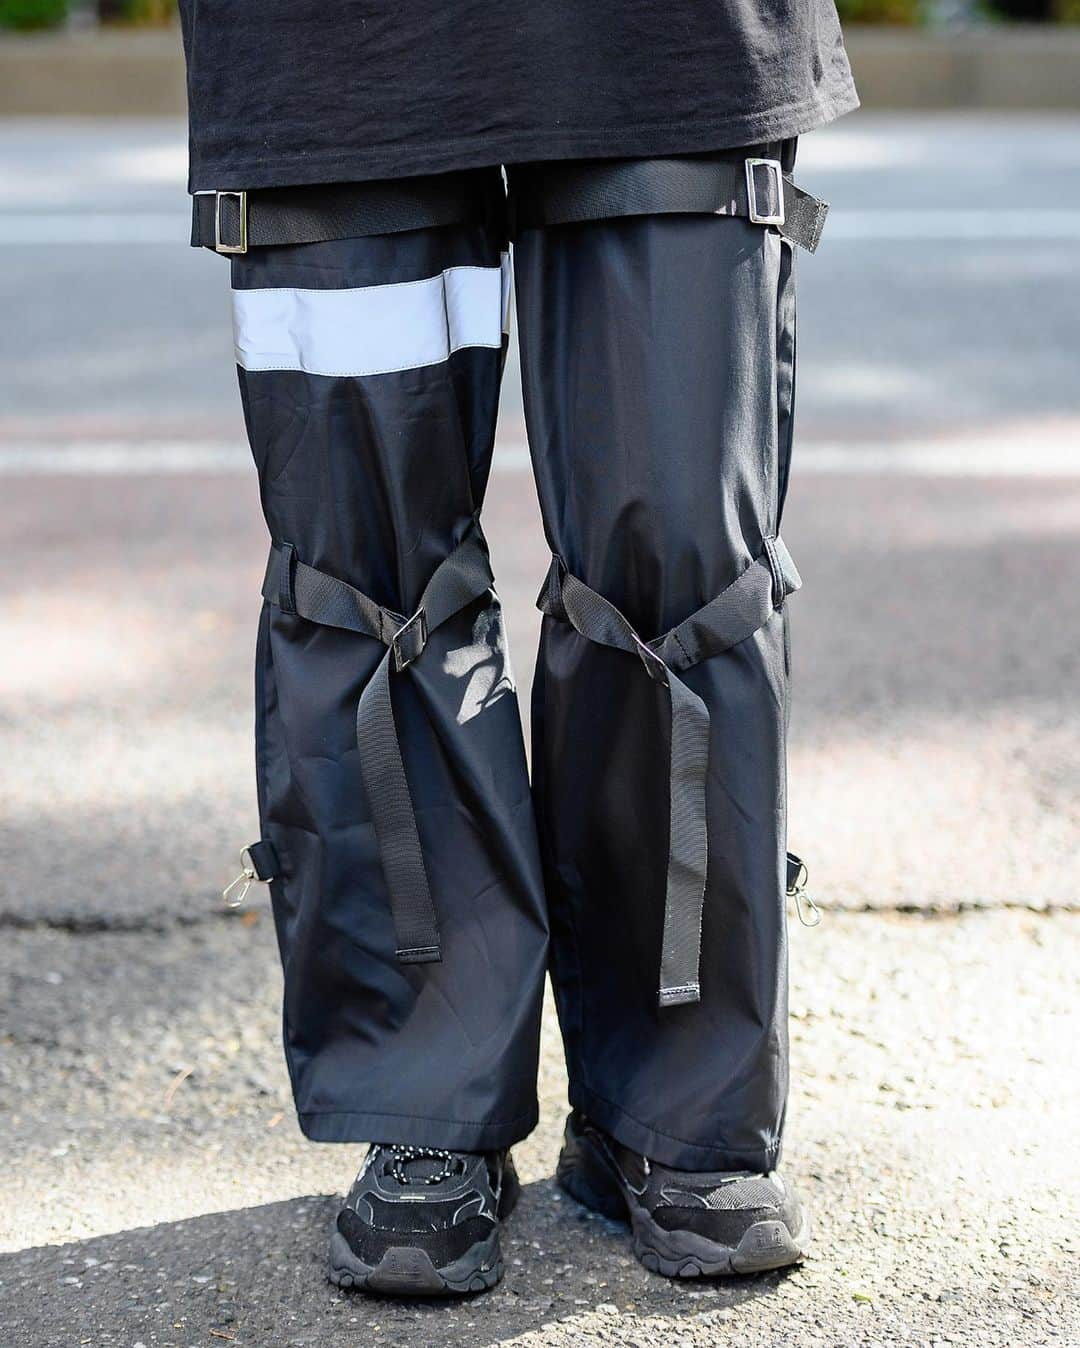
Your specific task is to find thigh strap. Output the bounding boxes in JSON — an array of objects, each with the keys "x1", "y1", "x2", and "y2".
[
  {"x1": 192, "y1": 170, "x2": 506, "y2": 254},
  {"x1": 509, "y1": 155, "x2": 828, "y2": 252}
]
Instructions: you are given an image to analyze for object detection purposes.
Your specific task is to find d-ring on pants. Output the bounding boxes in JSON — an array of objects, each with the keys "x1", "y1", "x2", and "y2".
[{"x1": 204, "y1": 140, "x2": 817, "y2": 1172}]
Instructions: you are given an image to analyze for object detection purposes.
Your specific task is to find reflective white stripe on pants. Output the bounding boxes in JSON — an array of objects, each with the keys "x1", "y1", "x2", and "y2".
[{"x1": 231, "y1": 256, "x2": 510, "y2": 378}]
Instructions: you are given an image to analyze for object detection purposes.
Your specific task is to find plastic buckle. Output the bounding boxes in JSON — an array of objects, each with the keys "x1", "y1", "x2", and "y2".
[
  {"x1": 392, "y1": 608, "x2": 428, "y2": 671},
  {"x1": 214, "y1": 190, "x2": 248, "y2": 254},
  {"x1": 745, "y1": 158, "x2": 785, "y2": 228}
]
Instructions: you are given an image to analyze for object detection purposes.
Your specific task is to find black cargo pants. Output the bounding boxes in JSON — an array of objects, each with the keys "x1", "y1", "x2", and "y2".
[{"x1": 216, "y1": 142, "x2": 806, "y2": 1172}]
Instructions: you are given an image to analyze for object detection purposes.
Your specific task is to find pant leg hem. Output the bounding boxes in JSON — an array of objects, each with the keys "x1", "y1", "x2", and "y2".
[
  {"x1": 297, "y1": 1104, "x2": 539, "y2": 1151},
  {"x1": 568, "y1": 1082, "x2": 782, "y2": 1173}
]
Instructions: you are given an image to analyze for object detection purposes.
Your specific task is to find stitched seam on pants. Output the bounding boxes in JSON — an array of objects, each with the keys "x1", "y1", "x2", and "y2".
[
  {"x1": 237, "y1": 345, "x2": 504, "y2": 378},
  {"x1": 298, "y1": 1106, "x2": 538, "y2": 1128}
]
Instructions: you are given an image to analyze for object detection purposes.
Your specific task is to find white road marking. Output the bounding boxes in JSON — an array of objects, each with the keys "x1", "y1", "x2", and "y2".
[
  {"x1": 489, "y1": 440, "x2": 1080, "y2": 477},
  {"x1": 0, "y1": 442, "x2": 249, "y2": 474},
  {"x1": 1, "y1": 437, "x2": 1078, "y2": 477},
  {"x1": 2, "y1": 210, "x2": 1080, "y2": 244},
  {"x1": 0, "y1": 212, "x2": 187, "y2": 244},
  {"x1": 792, "y1": 440, "x2": 1080, "y2": 476},
  {"x1": 825, "y1": 210, "x2": 1080, "y2": 241}
]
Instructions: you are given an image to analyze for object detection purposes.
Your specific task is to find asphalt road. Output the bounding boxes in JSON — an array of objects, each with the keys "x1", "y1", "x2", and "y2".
[
  {"x1": 1, "y1": 113, "x2": 1078, "y2": 1347},
  {"x1": 1, "y1": 911, "x2": 1076, "y2": 1348}
]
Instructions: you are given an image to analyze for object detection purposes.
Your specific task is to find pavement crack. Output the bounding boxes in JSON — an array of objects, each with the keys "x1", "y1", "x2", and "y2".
[
  {"x1": 0, "y1": 901, "x2": 1074, "y2": 939},
  {"x1": 0, "y1": 910, "x2": 228, "y2": 935}
]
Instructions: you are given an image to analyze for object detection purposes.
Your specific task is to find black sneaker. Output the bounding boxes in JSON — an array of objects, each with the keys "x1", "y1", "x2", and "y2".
[
  {"x1": 328, "y1": 1144, "x2": 519, "y2": 1296},
  {"x1": 556, "y1": 1111, "x2": 808, "y2": 1277}
]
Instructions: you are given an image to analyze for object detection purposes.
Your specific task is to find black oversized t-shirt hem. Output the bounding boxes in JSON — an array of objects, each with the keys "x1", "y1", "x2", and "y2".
[{"x1": 187, "y1": 80, "x2": 860, "y2": 195}]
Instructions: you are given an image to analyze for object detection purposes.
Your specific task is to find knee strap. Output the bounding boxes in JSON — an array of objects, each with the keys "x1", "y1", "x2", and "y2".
[
  {"x1": 509, "y1": 155, "x2": 828, "y2": 252},
  {"x1": 260, "y1": 519, "x2": 496, "y2": 966},
  {"x1": 538, "y1": 537, "x2": 801, "y2": 1008}
]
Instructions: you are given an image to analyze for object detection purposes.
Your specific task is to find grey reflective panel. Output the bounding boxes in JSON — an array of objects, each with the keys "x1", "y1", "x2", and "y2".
[{"x1": 232, "y1": 258, "x2": 510, "y2": 377}]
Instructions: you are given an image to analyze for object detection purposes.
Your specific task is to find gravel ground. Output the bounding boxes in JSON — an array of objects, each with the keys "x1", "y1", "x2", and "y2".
[{"x1": 0, "y1": 909, "x2": 1076, "y2": 1347}]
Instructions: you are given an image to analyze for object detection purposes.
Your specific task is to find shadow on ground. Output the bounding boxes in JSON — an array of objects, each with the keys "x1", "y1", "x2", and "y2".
[
  {"x1": 1, "y1": 912, "x2": 1076, "y2": 1347},
  {"x1": 0, "y1": 1181, "x2": 804, "y2": 1348}
]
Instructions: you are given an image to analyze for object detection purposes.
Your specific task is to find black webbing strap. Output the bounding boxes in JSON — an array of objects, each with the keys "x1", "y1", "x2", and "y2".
[
  {"x1": 261, "y1": 521, "x2": 495, "y2": 964},
  {"x1": 192, "y1": 170, "x2": 505, "y2": 253},
  {"x1": 538, "y1": 537, "x2": 802, "y2": 1008},
  {"x1": 245, "y1": 839, "x2": 279, "y2": 882},
  {"x1": 509, "y1": 156, "x2": 828, "y2": 252}
]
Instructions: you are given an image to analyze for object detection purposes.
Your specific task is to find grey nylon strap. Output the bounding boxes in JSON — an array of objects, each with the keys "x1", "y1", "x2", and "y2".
[
  {"x1": 538, "y1": 538, "x2": 801, "y2": 1008},
  {"x1": 509, "y1": 157, "x2": 828, "y2": 253},
  {"x1": 261, "y1": 522, "x2": 495, "y2": 965}
]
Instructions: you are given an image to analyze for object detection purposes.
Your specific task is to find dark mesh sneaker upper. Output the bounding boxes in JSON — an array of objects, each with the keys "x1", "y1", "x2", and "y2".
[
  {"x1": 337, "y1": 1144, "x2": 511, "y2": 1269},
  {"x1": 575, "y1": 1113, "x2": 804, "y2": 1245},
  {"x1": 648, "y1": 1168, "x2": 801, "y2": 1242}
]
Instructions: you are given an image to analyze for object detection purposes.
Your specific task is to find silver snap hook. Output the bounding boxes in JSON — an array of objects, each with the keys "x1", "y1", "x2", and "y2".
[
  {"x1": 786, "y1": 855, "x2": 822, "y2": 928},
  {"x1": 222, "y1": 847, "x2": 257, "y2": 908}
]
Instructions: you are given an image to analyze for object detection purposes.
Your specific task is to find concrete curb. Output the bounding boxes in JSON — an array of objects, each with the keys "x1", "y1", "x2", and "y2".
[
  {"x1": 844, "y1": 25, "x2": 1080, "y2": 109},
  {"x1": 0, "y1": 29, "x2": 187, "y2": 117},
  {"x1": 1, "y1": 25, "x2": 1080, "y2": 117}
]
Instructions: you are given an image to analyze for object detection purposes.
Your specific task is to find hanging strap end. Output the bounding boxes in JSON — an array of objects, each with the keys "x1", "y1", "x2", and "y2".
[
  {"x1": 396, "y1": 944, "x2": 442, "y2": 965},
  {"x1": 783, "y1": 181, "x2": 830, "y2": 253},
  {"x1": 659, "y1": 982, "x2": 701, "y2": 1009}
]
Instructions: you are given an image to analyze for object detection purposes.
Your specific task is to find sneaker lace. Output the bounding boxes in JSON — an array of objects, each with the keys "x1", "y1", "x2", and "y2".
[{"x1": 382, "y1": 1143, "x2": 462, "y2": 1186}]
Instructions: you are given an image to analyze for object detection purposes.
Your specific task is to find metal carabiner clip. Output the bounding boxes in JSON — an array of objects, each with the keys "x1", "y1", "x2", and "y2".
[
  {"x1": 794, "y1": 886, "x2": 822, "y2": 929},
  {"x1": 222, "y1": 847, "x2": 257, "y2": 909},
  {"x1": 786, "y1": 854, "x2": 822, "y2": 928}
]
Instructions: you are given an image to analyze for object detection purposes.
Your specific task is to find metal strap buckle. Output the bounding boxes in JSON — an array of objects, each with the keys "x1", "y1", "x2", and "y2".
[
  {"x1": 632, "y1": 633, "x2": 670, "y2": 687},
  {"x1": 744, "y1": 158, "x2": 785, "y2": 228},
  {"x1": 214, "y1": 190, "x2": 248, "y2": 254},
  {"x1": 392, "y1": 608, "x2": 428, "y2": 672}
]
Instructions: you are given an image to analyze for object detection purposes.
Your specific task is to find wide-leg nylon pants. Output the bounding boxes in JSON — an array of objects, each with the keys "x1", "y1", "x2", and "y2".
[{"x1": 232, "y1": 142, "x2": 798, "y2": 1172}]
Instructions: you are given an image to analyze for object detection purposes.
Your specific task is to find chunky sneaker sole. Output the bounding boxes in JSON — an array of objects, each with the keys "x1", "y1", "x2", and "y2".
[
  {"x1": 556, "y1": 1115, "x2": 809, "y2": 1277},
  {"x1": 328, "y1": 1224, "x2": 505, "y2": 1296},
  {"x1": 328, "y1": 1152, "x2": 520, "y2": 1296}
]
